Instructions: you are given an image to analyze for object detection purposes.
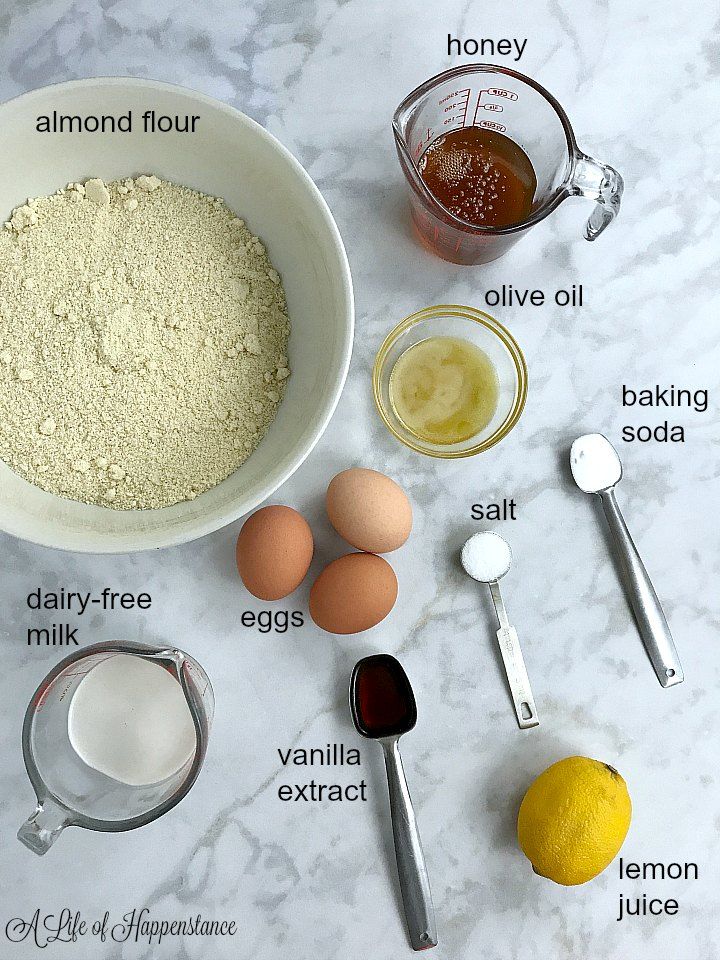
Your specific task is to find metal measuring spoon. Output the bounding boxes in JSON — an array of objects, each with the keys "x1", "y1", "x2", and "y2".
[
  {"x1": 461, "y1": 532, "x2": 540, "y2": 729},
  {"x1": 350, "y1": 655, "x2": 437, "y2": 952},
  {"x1": 570, "y1": 433, "x2": 684, "y2": 688}
]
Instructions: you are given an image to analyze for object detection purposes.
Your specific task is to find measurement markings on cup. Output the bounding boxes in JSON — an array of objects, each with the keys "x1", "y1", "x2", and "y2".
[
  {"x1": 480, "y1": 121, "x2": 507, "y2": 133},
  {"x1": 439, "y1": 87, "x2": 471, "y2": 128},
  {"x1": 473, "y1": 87, "x2": 518, "y2": 124}
]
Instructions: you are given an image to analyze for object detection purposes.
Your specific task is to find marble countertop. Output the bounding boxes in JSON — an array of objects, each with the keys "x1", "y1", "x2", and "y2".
[{"x1": 1, "y1": 1, "x2": 718, "y2": 958}]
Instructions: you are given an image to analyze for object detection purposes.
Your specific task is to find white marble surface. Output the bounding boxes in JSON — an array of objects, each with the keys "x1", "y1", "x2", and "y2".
[{"x1": 1, "y1": 1, "x2": 719, "y2": 958}]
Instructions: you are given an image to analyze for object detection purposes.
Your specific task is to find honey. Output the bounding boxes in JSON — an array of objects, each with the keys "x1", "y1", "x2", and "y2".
[
  {"x1": 389, "y1": 336, "x2": 499, "y2": 445},
  {"x1": 418, "y1": 127, "x2": 537, "y2": 229}
]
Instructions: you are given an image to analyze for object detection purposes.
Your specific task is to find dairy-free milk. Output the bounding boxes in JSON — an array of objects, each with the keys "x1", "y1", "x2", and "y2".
[{"x1": 68, "y1": 654, "x2": 196, "y2": 786}]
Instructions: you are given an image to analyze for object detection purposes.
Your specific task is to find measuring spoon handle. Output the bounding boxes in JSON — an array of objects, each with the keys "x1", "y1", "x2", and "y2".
[
  {"x1": 599, "y1": 489, "x2": 683, "y2": 687},
  {"x1": 382, "y1": 740, "x2": 437, "y2": 951},
  {"x1": 495, "y1": 625, "x2": 540, "y2": 729},
  {"x1": 488, "y1": 581, "x2": 539, "y2": 729}
]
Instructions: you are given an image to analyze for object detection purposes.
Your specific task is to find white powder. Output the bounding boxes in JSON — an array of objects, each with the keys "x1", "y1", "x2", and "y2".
[
  {"x1": 570, "y1": 433, "x2": 622, "y2": 493},
  {"x1": 461, "y1": 531, "x2": 512, "y2": 582},
  {"x1": 68, "y1": 654, "x2": 196, "y2": 786},
  {"x1": 0, "y1": 176, "x2": 290, "y2": 509}
]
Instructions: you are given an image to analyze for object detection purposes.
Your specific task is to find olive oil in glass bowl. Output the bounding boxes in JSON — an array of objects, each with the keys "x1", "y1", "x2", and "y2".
[{"x1": 373, "y1": 305, "x2": 527, "y2": 458}]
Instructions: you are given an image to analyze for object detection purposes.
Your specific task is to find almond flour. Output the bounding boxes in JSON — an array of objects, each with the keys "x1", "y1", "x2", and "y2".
[{"x1": 0, "y1": 176, "x2": 290, "y2": 509}]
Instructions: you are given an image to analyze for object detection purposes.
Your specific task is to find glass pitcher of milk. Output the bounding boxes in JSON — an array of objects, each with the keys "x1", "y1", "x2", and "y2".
[{"x1": 18, "y1": 641, "x2": 214, "y2": 855}]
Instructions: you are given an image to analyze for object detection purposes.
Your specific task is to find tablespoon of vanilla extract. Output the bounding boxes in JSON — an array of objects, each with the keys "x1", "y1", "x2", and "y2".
[
  {"x1": 461, "y1": 531, "x2": 539, "y2": 729},
  {"x1": 350, "y1": 654, "x2": 437, "y2": 951},
  {"x1": 570, "y1": 432, "x2": 684, "y2": 688}
]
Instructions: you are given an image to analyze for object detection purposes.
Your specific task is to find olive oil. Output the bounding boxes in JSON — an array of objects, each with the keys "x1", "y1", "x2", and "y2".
[{"x1": 389, "y1": 336, "x2": 499, "y2": 445}]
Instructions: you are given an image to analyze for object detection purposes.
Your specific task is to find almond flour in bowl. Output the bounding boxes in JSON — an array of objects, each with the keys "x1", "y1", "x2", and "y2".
[{"x1": 0, "y1": 175, "x2": 290, "y2": 510}]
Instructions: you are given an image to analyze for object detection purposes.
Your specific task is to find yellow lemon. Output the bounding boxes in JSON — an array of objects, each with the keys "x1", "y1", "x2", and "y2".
[{"x1": 517, "y1": 755, "x2": 631, "y2": 886}]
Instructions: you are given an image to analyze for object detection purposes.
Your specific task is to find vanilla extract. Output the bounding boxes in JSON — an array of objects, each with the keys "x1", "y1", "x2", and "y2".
[
  {"x1": 276, "y1": 745, "x2": 365, "y2": 803},
  {"x1": 277, "y1": 780, "x2": 367, "y2": 802},
  {"x1": 277, "y1": 744, "x2": 361, "y2": 766}
]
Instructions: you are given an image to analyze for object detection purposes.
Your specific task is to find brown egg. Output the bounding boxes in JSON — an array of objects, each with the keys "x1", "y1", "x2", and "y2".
[
  {"x1": 309, "y1": 552, "x2": 398, "y2": 634},
  {"x1": 326, "y1": 467, "x2": 412, "y2": 554},
  {"x1": 236, "y1": 505, "x2": 314, "y2": 600}
]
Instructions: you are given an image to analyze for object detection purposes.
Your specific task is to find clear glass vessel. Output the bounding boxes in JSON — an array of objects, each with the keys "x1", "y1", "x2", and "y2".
[
  {"x1": 393, "y1": 64, "x2": 623, "y2": 265},
  {"x1": 373, "y1": 305, "x2": 527, "y2": 458},
  {"x1": 18, "y1": 640, "x2": 214, "y2": 855}
]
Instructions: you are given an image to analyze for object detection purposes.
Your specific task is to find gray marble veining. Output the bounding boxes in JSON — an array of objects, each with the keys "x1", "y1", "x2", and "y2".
[{"x1": 0, "y1": 1, "x2": 718, "y2": 958}]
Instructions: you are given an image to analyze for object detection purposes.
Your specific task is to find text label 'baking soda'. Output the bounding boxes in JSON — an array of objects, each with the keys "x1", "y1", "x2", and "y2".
[{"x1": 621, "y1": 384, "x2": 710, "y2": 444}]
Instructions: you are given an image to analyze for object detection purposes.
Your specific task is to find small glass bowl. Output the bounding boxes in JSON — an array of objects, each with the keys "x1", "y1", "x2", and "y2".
[{"x1": 373, "y1": 305, "x2": 527, "y2": 458}]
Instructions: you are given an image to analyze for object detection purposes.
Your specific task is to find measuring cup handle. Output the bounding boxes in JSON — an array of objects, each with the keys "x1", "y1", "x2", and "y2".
[
  {"x1": 18, "y1": 798, "x2": 72, "y2": 855},
  {"x1": 570, "y1": 152, "x2": 624, "y2": 241}
]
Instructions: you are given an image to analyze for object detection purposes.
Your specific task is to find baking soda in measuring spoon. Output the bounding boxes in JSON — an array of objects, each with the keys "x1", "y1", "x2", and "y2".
[{"x1": 67, "y1": 654, "x2": 197, "y2": 786}]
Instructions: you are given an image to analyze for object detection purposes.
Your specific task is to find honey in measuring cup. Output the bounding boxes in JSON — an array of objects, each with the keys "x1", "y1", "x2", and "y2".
[
  {"x1": 394, "y1": 65, "x2": 625, "y2": 264},
  {"x1": 418, "y1": 128, "x2": 536, "y2": 230}
]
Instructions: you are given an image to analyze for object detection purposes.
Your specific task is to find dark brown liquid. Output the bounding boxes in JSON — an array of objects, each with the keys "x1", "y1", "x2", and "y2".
[
  {"x1": 418, "y1": 127, "x2": 537, "y2": 228},
  {"x1": 351, "y1": 655, "x2": 416, "y2": 739}
]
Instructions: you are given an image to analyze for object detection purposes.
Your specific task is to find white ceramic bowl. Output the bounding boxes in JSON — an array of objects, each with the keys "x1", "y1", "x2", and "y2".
[{"x1": 0, "y1": 78, "x2": 353, "y2": 552}]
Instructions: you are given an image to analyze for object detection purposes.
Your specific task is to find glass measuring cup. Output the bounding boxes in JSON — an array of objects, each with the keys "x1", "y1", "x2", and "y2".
[
  {"x1": 393, "y1": 64, "x2": 624, "y2": 265},
  {"x1": 18, "y1": 640, "x2": 214, "y2": 855}
]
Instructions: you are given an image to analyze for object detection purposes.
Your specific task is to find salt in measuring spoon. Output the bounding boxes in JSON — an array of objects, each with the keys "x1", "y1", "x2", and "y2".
[
  {"x1": 461, "y1": 531, "x2": 539, "y2": 729},
  {"x1": 350, "y1": 654, "x2": 438, "y2": 951},
  {"x1": 570, "y1": 433, "x2": 684, "y2": 688}
]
